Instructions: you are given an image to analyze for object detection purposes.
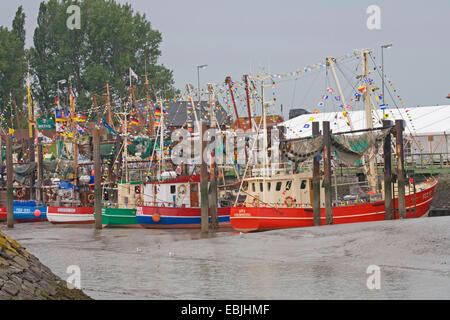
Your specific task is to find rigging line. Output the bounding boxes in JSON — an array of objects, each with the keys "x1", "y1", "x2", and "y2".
[
  {"x1": 299, "y1": 69, "x2": 322, "y2": 109},
  {"x1": 368, "y1": 54, "x2": 421, "y2": 149},
  {"x1": 291, "y1": 77, "x2": 298, "y2": 108}
]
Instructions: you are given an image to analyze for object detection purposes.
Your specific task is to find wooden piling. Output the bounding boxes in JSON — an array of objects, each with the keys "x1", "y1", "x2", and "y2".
[
  {"x1": 395, "y1": 120, "x2": 407, "y2": 219},
  {"x1": 209, "y1": 128, "x2": 219, "y2": 230},
  {"x1": 383, "y1": 120, "x2": 393, "y2": 220},
  {"x1": 312, "y1": 122, "x2": 321, "y2": 226},
  {"x1": 93, "y1": 128, "x2": 102, "y2": 229},
  {"x1": 36, "y1": 137, "x2": 44, "y2": 202},
  {"x1": 322, "y1": 121, "x2": 333, "y2": 225},
  {"x1": 6, "y1": 134, "x2": 14, "y2": 228},
  {"x1": 200, "y1": 121, "x2": 209, "y2": 233}
]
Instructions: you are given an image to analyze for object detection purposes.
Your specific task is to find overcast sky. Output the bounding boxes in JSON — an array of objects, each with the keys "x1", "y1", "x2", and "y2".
[{"x1": 1, "y1": 0, "x2": 449, "y2": 120}]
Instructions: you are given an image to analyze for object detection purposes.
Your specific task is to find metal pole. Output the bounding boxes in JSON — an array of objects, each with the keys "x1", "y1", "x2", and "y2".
[
  {"x1": 395, "y1": 120, "x2": 406, "y2": 219},
  {"x1": 200, "y1": 121, "x2": 209, "y2": 233},
  {"x1": 383, "y1": 120, "x2": 393, "y2": 220},
  {"x1": 323, "y1": 121, "x2": 333, "y2": 225},
  {"x1": 312, "y1": 122, "x2": 321, "y2": 226},
  {"x1": 382, "y1": 46, "x2": 385, "y2": 115},
  {"x1": 197, "y1": 67, "x2": 200, "y2": 106},
  {"x1": 93, "y1": 128, "x2": 102, "y2": 229},
  {"x1": 6, "y1": 134, "x2": 14, "y2": 228}
]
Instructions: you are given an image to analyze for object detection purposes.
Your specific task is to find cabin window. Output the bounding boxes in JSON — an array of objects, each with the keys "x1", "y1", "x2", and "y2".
[
  {"x1": 301, "y1": 180, "x2": 307, "y2": 189},
  {"x1": 276, "y1": 182, "x2": 282, "y2": 191},
  {"x1": 286, "y1": 181, "x2": 292, "y2": 191},
  {"x1": 260, "y1": 183, "x2": 263, "y2": 192},
  {"x1": 191, "y1": 184, "x2": 198, "y2": 193},
  {"x1": 252, "y1": 183, "x2": 255, "y2": 192},
  {"x1": 170, "y1": 185, "x2": 176, "y2": 194},
  {"x1": 267, "y1": 182, "x2": 271, "y2": 191}
]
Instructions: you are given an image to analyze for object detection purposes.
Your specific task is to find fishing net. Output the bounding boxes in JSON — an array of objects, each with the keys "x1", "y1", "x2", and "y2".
[
  {"x1": 127, "y1": 137, "x2": 155, "y2": 159},
  {"x1": 13, "y1": 163, "x2": 36, "y2": 175},
  {"x1": 331, "y1": 128, "x2": 391, "y2": 166},
  {"x1": 281, "y1": 136, "x2": 324, "y2": 164},
  {"x1": 280, "y1": 128, "x2": 391, "y2": 166}
]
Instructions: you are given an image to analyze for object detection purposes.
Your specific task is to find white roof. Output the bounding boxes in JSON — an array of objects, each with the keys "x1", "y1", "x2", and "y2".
[{"x1": 281, "y1": 105, "x2": 450, "y2": 139}]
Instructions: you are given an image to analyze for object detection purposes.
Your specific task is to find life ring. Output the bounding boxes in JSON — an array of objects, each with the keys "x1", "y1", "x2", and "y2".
[
  {"x1": 16, "y1": 188, "x2": 25, "y2": 199},
  {"x1": 88, "y1": 193, "x2": 95, "y2": 203},
  {"x1": 284, "y1": 196, "x2": 295, "y2": 207},
  {"x1": 177, "y1": 184, "x2": 187, "y2": 195}
]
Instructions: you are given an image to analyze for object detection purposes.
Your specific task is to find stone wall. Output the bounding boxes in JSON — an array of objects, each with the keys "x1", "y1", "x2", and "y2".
[{"x1": 0, "y1": 230, "x2": 92, "y2": 300}]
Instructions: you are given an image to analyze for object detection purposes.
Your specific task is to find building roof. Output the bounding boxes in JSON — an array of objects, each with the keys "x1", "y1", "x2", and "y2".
[
  {"x1": 137, "y1": 100, "x2": 230, "y2": 128},
  {"x1": 281, "y1": 105, "x2": 450, "y2": 139}
]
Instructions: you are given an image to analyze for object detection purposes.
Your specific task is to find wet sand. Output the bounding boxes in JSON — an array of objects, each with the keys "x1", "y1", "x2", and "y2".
[{"x1": 1, "y1": 216, "x2": 449, "y2": 299}]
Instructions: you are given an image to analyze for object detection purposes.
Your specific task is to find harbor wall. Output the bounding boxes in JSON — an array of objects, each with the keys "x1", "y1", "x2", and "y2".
[{"x1": 0, "y1": 230, "x2": 92, "y2": 300}]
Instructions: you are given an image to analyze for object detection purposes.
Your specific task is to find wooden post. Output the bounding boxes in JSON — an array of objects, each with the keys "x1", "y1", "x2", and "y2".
[
  {"x1": 322, "y1": 121, "x2": 333, "y2": 225},
  {"x1": 395, "y1": 120, "x2": 407, "y2": 219},
  {"x1": 200, "y1": 121, "x2": 209, "y2": 233},
  {"x1": 209, "y1": 128, "x2": 219, "y2": 230},
  {"x1": 93, "y1": 128, "x2": 102, "y2": 229},
  {"x1": 6, "y1": 134, "x2": 14, "y2": 228},
  {"x1": 383, "y1": 120, "x2": 393, "y2": 220},
  {"x1": 36, "y1": 137, "x2": 43, "y2": 203},
  {"x1": 312, "y1": 122, "x2": 321, "y2": 226}
]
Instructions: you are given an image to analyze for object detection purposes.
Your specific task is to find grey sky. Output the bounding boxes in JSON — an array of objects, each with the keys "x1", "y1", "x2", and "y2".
[{"x1": 1, "y1": 0, "x2": 449, "y2": 120}]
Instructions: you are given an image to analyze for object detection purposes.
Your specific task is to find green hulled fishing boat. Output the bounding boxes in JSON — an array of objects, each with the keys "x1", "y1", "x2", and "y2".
[{"x1": 102, "y1": 180, "x2": 142, "y2": 227}]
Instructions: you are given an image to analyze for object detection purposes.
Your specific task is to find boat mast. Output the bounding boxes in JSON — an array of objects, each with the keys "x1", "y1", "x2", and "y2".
[
  {"x1": 27, "y1": 62, "x2": 33, "y2": 139},
  {"x1": 225, "y1": 76, "x2": 242, "y2": 129},
  {"x1": 361, "y1": 49, "x2": 378, "y2": 192},
  {"x1": 145, "y1": 73, "x2": 155, "y2": 137},
  {"x1": 69, "y1": 85, "x2": 78, "y2": 189},
  {"x1": 158, "y1": 99, "x2": 164, "y2": 178},
  {"x1": 105, "y1": 83, "x2": 115, "y2": 131},
  {"x1": 243, "y1": 74, "x2": 253, "y2": 131},
  {"x1": 326, "y1": 57, "x2": 354, "y2": 131},
  {"x1": 186, "y1": 84, "x2": 200, "y2": 130}
]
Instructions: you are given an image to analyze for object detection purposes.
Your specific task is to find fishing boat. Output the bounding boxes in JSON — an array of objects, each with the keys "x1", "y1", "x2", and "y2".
[
  {"x1": 0, "y1": 207, "x2": 6, "y2": 222},
  {"x1": 136, "y1": 173, "x2": 231, "y2": 229},
  {"x1": 46, "y1": 87, "x2": 95, "y2": 225},
  {"x1": 230, "y1": 49, "x2": 439, "y2": 232},
  {"x1": 13, "y1": 200, "x2": 47, "y2": 222},
  {"x1": 47, "y1": 206, "x2": 94, "y2": 224},
  {"x1": 101, "y1": 182, "x2": 140, "y2": 228},
  {"x1": 230, "y1": 171, "x2": 438, "y2": 232},
  {"x1": 136, "y1": 86, "x2": 233, "y2": 229},
  {"x1": 0, "y1": 201, "x2": 47, "y2": 223},
  {"x1": 101, "y1": 79, "x2": 152, "y2": 228}
]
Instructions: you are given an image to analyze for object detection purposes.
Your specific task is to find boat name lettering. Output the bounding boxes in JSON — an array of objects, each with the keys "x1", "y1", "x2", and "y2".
[{"x1": 57, "y1": 208, "x2": 76, "y2": 213}]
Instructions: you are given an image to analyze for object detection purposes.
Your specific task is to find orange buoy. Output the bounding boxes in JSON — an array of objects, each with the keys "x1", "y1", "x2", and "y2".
[
  {"x1": 152, "y1": 213, "x2": 161, "y2": 222},
  {"x1": 34, "y1": 209, "x2": 41, "y2": 217}
]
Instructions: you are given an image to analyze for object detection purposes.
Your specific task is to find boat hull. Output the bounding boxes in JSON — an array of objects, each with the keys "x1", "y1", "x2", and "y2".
[
  {"x1": 230, "y1": 180, "x2": 438, "y2": 232},
  {"x1": 136, "y1": 206, "x2": 231, "y2": 229},
  {"x1": 101, "y1": 207, "x2": 140, "y2": 228},
  {"x1": 0, "y1": 205, "x2": 47, "y2": 223},
  {"x1": 47, "y1": 206, "x2": 94, "y2": 224}
]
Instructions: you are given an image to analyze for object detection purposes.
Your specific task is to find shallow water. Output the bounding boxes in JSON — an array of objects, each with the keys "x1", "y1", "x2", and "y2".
[{"x1": 1, "y1": 217, "x2": 449, "y2": 300}]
